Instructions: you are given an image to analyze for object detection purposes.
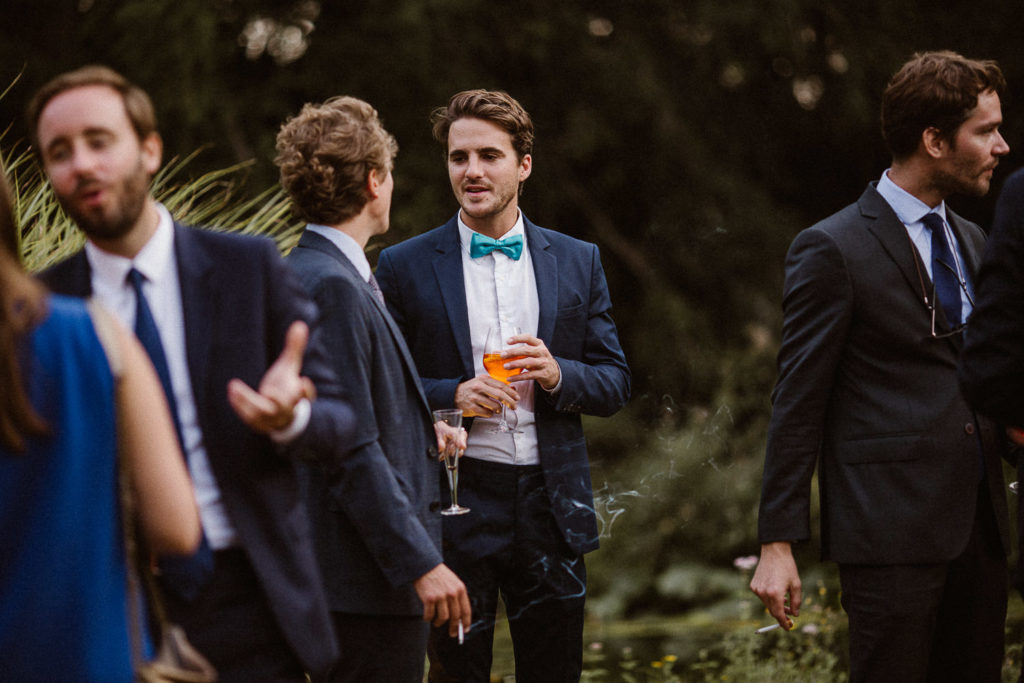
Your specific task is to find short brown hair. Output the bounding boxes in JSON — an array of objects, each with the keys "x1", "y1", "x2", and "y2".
[
  {"x1": 430, "y1": 90, "x2": 534, "y2": 160},
  {"x1": 881, "y1": 51, "x2": 1006, "y2": 159},
  {"x1": 275, "y1": 96, "x2": 398, "y2": 225},
  {"x1": 26, "y1": 65, "x2": 158, "y2": 152}
]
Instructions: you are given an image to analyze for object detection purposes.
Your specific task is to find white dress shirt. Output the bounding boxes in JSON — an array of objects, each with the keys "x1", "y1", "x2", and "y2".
[
  {"x1": 877, "y1": 170, "x2": 974, "y2": 317},
  {"x1": 85, "y1": 205, "x2": 240, "y2": 547},
  {"x1": 459, "y1": 211, "x2": 541, "y2": 465}
]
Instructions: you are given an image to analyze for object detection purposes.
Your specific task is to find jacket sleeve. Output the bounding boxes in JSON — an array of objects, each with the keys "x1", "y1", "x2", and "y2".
[
  {"x1": 758, "y1": 227, "x2": 853, "y2": 544},
  {"x1": 546, "y1": 243, "x2": 630, "y2": 417}
]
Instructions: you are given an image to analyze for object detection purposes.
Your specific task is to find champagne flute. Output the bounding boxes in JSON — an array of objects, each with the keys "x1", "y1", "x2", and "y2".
[
  {"x1": 483, "y1": 326, "x2": 524, "y2": 434},
  {"x1": 432, "y1": 409, "x2": 470, "y2": 516}
]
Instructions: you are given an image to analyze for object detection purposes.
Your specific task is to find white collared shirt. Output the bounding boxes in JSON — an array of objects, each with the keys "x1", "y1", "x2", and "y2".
[
  {"x1": 459, "y1": 211, "x2": 541, "y2": 465},
  {"x1": 877, "y1": 170, "x2": 974, "y2": 318},
  {"x1": 85, "y1": 204, "x2": 238, "y2": 548}
]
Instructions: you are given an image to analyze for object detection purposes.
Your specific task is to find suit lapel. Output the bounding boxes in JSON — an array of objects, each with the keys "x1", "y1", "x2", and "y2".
[
  {"x1": 861, "y1": 185, "x2": 932, "y2": 316},
  {"x1": 59, "y1": 252, "x2": 94, "y2": 296},
  {"x1": 432, "y1": 219, "x2": 476, "y2": 379},
  {"x1": 526, "y1": 219, "x2": 558, "y2": 345},
  {"x1": 947, "y1": 210, "x2": 983, "y2": 279},
  {"x1": 942, "y1": 211, "x2": 979, "y2": 352},
  {"x1": 172, "y1": 223, "x2": 216, "y2": 405}
]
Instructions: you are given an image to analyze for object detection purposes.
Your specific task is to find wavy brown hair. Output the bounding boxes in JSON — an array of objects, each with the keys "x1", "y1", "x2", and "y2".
[
  {"x1": 0, "y1": 161, "x2": 48, "y2": 453},
  {"x1": 275, "y1": 96, "x2": 397, "y2": 225},
  {"x1": 882, "y1": 51, "x2": 1006, "y2": 160},
  {"x1": 430, "y1": 89, "x2": 534, "y2": 160}
]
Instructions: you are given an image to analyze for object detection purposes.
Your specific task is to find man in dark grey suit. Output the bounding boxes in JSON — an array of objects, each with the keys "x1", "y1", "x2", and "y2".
[
  {"x1": 751, "y1": 51, "x2": 1013, "y2": 682},
  {"x1": 275, "y1": 96, "x2": 471, "y2": 682}
]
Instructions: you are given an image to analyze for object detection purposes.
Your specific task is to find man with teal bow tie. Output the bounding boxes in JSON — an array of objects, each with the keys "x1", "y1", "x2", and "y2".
[{"x1": 376, "y1": 90, "x2": 630, "y2": 682}]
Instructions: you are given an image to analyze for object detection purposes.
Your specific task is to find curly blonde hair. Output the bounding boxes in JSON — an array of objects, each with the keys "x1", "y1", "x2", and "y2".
[{"x1": 275, "y1": 96, "x2": 397, "y2": 225}]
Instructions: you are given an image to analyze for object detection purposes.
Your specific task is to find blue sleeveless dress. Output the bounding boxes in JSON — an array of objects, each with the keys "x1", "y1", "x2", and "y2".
[{"x1": 0, "y1": 295, "x2": 133, "y2": 682}]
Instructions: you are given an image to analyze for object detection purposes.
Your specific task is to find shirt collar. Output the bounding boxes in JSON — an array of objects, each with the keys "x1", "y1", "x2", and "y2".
[
  {"x1": 457, "y1": 211, "x2": 526, "y2": 255},
  {"x1": 306, "y1": 223, "x2": 372, "y2": 282},
  {"x1": 877, "y1": 169, "x2": 948, "y2": 226},
  {"x1": 85, "y1": 202, "x2": 176, "y2": 288}
]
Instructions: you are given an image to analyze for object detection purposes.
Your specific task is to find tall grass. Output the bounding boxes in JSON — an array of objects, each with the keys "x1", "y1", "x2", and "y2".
[{"x1": 3, "y1": 145, "x2": 301, "y2": 273}]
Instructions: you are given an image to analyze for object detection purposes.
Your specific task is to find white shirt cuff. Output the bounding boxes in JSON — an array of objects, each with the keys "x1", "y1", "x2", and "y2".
[{"x1": 269, "y1": 398, "x2": 311, "y2": 444}]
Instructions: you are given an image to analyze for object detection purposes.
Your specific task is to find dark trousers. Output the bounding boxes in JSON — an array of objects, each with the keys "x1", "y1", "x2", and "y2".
[
  {"x1": 164, "y1": 548, "x2": 306, "y2": 683},
  {"x1": 427, "y1": 459, "x2": 586, "y2": 683},
  {"x1": 315, "y1": 612, "x2": 428, "y2": 683},
  {"x1": 839, "y1": 486, "x2": 1007, "y2": 683}
]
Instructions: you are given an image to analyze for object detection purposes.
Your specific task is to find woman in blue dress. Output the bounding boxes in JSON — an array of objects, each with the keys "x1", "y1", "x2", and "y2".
[{"x1": 0, "y1": 163, "x2": 200, "y2": 681}]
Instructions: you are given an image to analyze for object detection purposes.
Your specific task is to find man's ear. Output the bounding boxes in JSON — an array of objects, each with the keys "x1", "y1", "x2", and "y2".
[
  {"x1": 141, "y1": 133, "x2": 163, "y2": 175},
  {"x1": 366, "y1": 168, "x2": 381, "y2": 199},
  {"x1": 518, "y1": 153, "x2": 532, "y2": 183},
  {"x1": 922, "y1": 126, "x2": 948, "y2": 159}
]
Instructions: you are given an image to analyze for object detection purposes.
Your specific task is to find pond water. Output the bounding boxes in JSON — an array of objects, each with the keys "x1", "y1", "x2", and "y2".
[{"x1": 478, "y1": 593, "x2": 1024, "y2": 681}]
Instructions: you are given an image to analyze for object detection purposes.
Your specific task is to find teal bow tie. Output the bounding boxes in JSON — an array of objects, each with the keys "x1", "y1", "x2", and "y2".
[{"x1": 469, "y1": 232, "x2": 524, "y2": 260}]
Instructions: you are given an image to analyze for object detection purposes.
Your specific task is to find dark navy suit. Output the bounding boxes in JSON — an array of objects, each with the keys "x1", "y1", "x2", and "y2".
[
  {"x1": 286, "y1": 229, "x2": 444, "y2": 681},
  {"x1": 376, "y1": 214, "x2": 629, "y2": 681},
  {"x1": 41, "y1": 223, "x2": 351, "y2": 679}
]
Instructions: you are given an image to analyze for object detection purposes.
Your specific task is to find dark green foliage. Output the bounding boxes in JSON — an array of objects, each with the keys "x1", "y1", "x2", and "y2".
[{"x1": 4, "y1": 0, "x2": 1022, "y2": 623}]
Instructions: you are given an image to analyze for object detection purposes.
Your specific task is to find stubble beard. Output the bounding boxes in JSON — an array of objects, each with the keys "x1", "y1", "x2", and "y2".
[
  {"x1": 934, "y1": 166, "x2": 991, "y2": 199},
  {"x1": 57, "y1": 159, "x2": 151, "y2": 242},
  {"x1": 459, "y1": 185, "x2": 517, "y2": 224}
]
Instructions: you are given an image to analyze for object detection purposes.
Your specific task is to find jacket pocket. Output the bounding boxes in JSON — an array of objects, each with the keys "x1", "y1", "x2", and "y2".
[{"x1": 838, "y1": 432, "x2": 921, "y2": 464}]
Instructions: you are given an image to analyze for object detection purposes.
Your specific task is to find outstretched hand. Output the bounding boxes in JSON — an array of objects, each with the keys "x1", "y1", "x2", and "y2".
[
  {"x1": 227, "y1": 320, "x2": 317, "y2": 433},
  {"x1": 749, "y1": 541, "x2": 800, "y2": 630}
]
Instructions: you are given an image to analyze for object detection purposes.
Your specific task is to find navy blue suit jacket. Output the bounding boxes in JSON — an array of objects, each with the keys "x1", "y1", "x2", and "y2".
[
  {"x1": 286, "y1": 229, "x2": 443, "y2": 616},
  {"x1": 40, "y1": 222, "x2": 352, "y2": 673},
  {"x1": 376, "y1": 214, "x2": 630, "y2": 554}
]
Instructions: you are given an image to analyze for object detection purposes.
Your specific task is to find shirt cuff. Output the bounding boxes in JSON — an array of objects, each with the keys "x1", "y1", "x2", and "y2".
[
  {"x1": 545, "y1": 368, "x2": 562, "y2": 395},
  {"x1": 269, "y1": 398, "x2": 311, "y2": 444}
]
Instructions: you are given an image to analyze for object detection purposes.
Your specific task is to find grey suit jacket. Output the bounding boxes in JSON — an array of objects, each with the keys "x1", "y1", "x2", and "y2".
[
  {"x1": 286, "y1": 229, "x2": 443, "y2": 616},
  {"x1": 758, "y1": 183, "x2": 1011, "y2": 564}
]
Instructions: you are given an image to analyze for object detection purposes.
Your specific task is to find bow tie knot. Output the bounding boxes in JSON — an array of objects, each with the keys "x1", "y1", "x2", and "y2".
[{"x1": 470, "y1": 232, "x2": 523, "y2": 260}]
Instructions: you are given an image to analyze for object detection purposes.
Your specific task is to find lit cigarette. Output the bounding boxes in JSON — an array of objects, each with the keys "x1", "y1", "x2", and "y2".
[
  {"x1": 756, "y1": 619, "x2": 794, "y2": 634},
  {"x1": 458, "y1": 623, "x2": 464, "y2": 645}
]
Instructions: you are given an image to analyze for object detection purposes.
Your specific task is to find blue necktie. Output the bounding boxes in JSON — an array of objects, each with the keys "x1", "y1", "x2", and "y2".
[
  {"x1": 128, "y1": 268, "x2": 213, "y2": 601},
  {"x1": 469, "y1": 232, "x2": 524, "y2": 260},
  {"x1": 921, "y1": 213, "x2": 963, "y2": 327}
]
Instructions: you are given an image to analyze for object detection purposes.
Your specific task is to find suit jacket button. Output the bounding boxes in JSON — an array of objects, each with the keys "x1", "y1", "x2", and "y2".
[
  {"x1": 427, "y1": 446, "x2": 438, "y2": 459},
  {"x1": 964, "y1": 423, "x2": 976, "y2": 435}
]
